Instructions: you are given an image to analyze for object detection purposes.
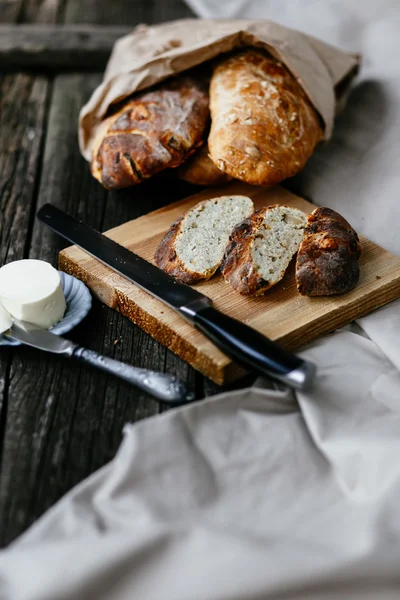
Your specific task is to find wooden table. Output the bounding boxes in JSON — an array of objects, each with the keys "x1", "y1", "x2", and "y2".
[{"x1": 0, "y1": 0, "x2": 254, "y2": 547}]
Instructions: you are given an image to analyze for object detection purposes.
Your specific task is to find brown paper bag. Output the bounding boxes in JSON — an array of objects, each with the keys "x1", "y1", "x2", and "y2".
[{"x1": 79, "y1": 18, "x2": 360, "y2": 162}]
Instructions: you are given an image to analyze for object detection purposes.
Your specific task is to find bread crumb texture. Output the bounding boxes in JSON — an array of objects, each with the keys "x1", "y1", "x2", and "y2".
[
  {"x1": 155, "y1": 195, "x2": 254, "y2": 283},
  {"x1": 221, "y1": 205, "x2": 307, "y2": 295},
  {"x1": 252, "y1": 206, "x2": 307, "y2": 285},
  {"x1": 176, "y1": 195, "x2": 254, "y2": 273}
]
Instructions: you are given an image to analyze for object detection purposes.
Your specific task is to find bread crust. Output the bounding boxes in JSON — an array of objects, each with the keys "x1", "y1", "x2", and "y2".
[
  {"x1": 296, "y1": 207, "x2": 362, "y2": 296},
  {"x1": 208, "y1": 50, "x2": 323, "y2": 186},
  {"x1": 221, "y1": 206, "x2": 277, "y2": 296},
  {"x1": 91, "y1": 75, "x2": 210, "y2": 190},
  {"x1": 154, "y1": 203, "x2": 215, "y2": 285},
  {"x1": 177, "y1": 144, "x2": 230, "y2": 186}
]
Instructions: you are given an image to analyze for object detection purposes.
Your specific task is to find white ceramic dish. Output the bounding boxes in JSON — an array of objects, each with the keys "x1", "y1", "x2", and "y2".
[{"x1": 0, "y1": 271, "x2": 92, "y2": 347}]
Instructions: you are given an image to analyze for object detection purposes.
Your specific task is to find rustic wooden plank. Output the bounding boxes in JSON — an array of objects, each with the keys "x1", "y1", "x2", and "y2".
[
  {"x1": 0, "y1": 0, "x2": 202, "y2": 548},
  {"x1": 0, "y1": 0, "x2": 63, "y2": 24},
  {"x1": 0, "y1": 0, "x2": 23, "y2": 22},
  {"x1": 60, "y1": 183, "x2": 400, "y2": 385},
  {"x1": 0, "y1": 24, "x2": 132, "y2": 71},
  {"x1": 0, "y1": 73, "x2": 49, "y2": 396},
  {"x1": 0, "y1": 75, "x2": 48, "y2": 265},
  {"x1": 64, "y1": 0, "x2": 193, "y2": 26},
  {"x1": 0, "y1": 73, "x2": 199, "y2": 546},
  {"x1": 18, "y1": 0, "x2": 63, "y2": 23},
  {"x1": 0, "y1": 73, "x2": 49, "y2": 537}
]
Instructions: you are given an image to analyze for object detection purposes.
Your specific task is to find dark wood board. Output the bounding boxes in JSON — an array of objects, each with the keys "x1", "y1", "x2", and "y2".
[
  {"x1": 0, "y1": 0, "x2": 24, "y2": 23},
  {"x1": 0, "y1": 73, "x2": 49, "y2": 470},
  {"x1": 0, "y1": 0, "x2": 63, "y2": 24},
  {"x1": 0, "y1": 73, "x2": 197, "y2": 547},
  {"x1": 0, "y1": 25, "x2": 133, "y2": 71},
  {"x1": 64, "y1": 0, "x2": 194, "y2": 26},
  {"x1": 0, "y1": 0, "x2": 201, "y2": 548},
  {"x1": 18, "y1": 0, "x2": 64, "y2": 24}
]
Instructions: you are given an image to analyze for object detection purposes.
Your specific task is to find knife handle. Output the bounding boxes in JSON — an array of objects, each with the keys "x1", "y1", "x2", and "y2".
[
  {"x1": 192, "y1": 306, "x2": 315, "y2": 390},
  {"x1": 72, "y1": 347, "x2": 194, "y2": 405}
]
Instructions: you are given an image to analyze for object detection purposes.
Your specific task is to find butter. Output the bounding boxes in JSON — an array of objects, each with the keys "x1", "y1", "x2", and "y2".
[
  {"x1": 0, "y1": 304, "x2": 13, "y2": 334},
  {"x1": 0, "y1": 259, "x2": 66, "y2": 329}
]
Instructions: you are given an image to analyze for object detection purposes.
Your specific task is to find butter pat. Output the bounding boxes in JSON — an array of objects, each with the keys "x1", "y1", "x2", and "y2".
[
  {"x1": 0, "y1": 260, "x2": 66, "y2": 329},
  {"x1": 0, "y1": 304, "x2": 13, "y2": 334}
]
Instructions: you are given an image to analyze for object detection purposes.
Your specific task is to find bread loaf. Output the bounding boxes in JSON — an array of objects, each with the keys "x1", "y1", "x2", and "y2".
[
  {"x1": 208, "y1": 50, "x2": 323, "y2": 186},
  {"x1": 221, "y1": 205, "x2": 307, "y2": 295},
  {"x1": 296, "y1": 207, "x2": 362, "y2": 296},
  {"x1": 177, "y1": 144, "x2": 230, "y2": 186},
  {"x1": 91, "y1": 75, "x2": 210, "y2": 190},
  {"x1": 154, "y1": 195, "x2": 254, "y2": 284}
]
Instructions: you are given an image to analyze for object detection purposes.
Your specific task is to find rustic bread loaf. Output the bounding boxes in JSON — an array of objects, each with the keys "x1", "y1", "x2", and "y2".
[
  {"x1": 177, "y1": 144, "x2": 230, "y2": 186},
  {"x1": 221, "y1": 205, "x2": 307, "y2": 295},
  {"x1": 91, "y1": 75, "x2": 210, "y2": 190},
  {"x1": 154, "y1": 195, "x2": 254, "y2": 284},
  {"x1": 208, "y1": 50, "x2": 323, "y2": 186},
  {"x1": 296, "y1": 207, "x2": 362, "y2": 296}
]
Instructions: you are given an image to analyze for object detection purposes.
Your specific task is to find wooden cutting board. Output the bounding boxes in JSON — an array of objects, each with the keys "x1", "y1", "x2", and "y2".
[{"x1": 59, "y1": 182, "x2": 400, "y2": 384}]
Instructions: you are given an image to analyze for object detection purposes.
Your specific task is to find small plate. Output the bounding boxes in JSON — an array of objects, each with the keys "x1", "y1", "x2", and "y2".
[{"x1": 0, "y1": 272, "x2": 92, "y2": 347}]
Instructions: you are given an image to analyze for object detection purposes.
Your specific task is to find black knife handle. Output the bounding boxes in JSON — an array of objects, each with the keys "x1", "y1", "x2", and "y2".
[
  {"x1": 72, "y1": 347, "x2": 194, "y2": 405},
  {"x1": 192, "y1": 306, "x2": 315, "y2": 390}
]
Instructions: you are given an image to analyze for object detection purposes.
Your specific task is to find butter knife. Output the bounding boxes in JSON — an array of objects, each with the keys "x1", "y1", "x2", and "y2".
[{"x1": 5, "y1": 322, "x2": 194, "y2": 405}]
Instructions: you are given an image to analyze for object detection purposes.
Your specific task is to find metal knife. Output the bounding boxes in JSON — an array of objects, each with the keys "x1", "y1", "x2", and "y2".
[
  {"x1": 5, "y1": 322, "x2": 194, "y2": 405},
  {"x1": 37, "y1": 204, "x2": 316, "y2": 390}
]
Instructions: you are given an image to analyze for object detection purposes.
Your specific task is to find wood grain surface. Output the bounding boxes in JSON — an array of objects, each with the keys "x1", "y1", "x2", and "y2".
[
  {"x1": 60, "y1": 182, "x2": 400, "y2": 384},
  {"x1": 0, "y1": 0, "x2": 202, "y2": 549},
  {"x1": 0, "y1": 24, "x2": 133, "y2": 71},
  {"x1": 0, "y1": 73, "x2": 49, "y2": 466}
]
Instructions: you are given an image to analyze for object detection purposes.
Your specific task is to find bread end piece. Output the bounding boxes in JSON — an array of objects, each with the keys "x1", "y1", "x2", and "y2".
[{"x1": 296, "y1": 207, "x2": 362, "y2": 296}]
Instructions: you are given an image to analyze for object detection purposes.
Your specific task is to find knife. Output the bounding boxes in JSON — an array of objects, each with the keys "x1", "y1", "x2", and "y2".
[
  {"x1": 5, "y1": 322, "x2": 194, "y2": 405},
  {"x1": 37, "y1": 204, "x2": 316, "y2": 390}
]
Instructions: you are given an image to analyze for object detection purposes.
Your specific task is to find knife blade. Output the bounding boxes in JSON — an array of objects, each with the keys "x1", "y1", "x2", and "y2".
[
  {"x1": 37, "y1": 203, "x2": 316, "y2": 390},
  {"x1": 5, "y1": 322, "x2": 194, "y2": 405}
]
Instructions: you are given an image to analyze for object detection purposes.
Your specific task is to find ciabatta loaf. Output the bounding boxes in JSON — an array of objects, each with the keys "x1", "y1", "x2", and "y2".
[
  {"x1": 296, "y1": 207, "x2": 362, "y2": 296},
  {"x1": 155, "y1": 195, "x2": 254, "y2": 284},
  {"x1": 221, "y1": 205, "x2": 307, "y2": 295},
  {"x1": 91, "y1": 75, "x2": 209, "y2": 190},
  {"x1": 208, "y1": 50, "x2": 323, "y2": 187}
]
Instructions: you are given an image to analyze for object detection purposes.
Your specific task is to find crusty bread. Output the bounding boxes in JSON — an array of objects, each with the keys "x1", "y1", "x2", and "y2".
[
  {"x1": 296, "y1": 207, "x2": 362, "y2": 296},
  {"x1": 208, "y1": 50, "x2": 323, "y2": 186},
  {"x1": 177, "y1": 144, "x2": 230, "y2": 186},
  {"x1": 154, "y1": 195, "x2": 254, "y2": 284},
  {"x1": 221, "y1": 205, "x2": 307, "y2": 295},
  {"x1": 91, "y1": 75, "x2": 210, "y2": 190}
]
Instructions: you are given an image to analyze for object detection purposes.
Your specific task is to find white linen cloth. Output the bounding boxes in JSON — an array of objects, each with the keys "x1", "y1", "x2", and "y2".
[{"x1": 1, "y1": 1, "x2": 400, "y2": 598}]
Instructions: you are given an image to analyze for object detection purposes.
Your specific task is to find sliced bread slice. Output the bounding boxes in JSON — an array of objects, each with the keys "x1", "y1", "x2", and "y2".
[
  {"x1": 221, "y1": 205, "x2": 308, "y2": 296},
  {"x1": 154, "y1": 195, "x2": 254, "y2": 284}
]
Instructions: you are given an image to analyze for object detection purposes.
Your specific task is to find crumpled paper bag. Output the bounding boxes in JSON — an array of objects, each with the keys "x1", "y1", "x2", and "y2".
[{"x1": 78, "y1": 18, "x2": 359, "y2": 162}]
